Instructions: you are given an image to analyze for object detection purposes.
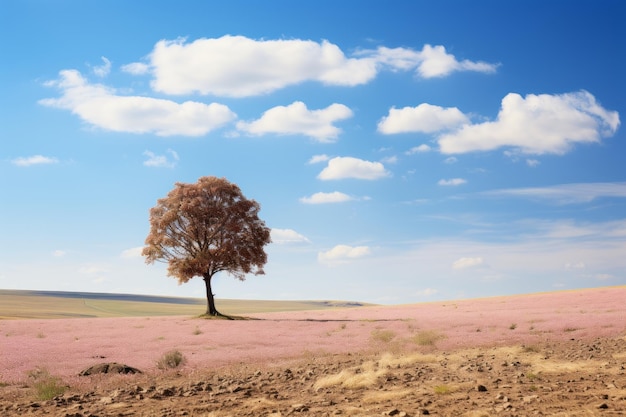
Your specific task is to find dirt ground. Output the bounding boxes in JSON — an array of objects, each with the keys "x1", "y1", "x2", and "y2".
[
  {"x1": 1, "y1": 287, "x2": 625, "y2": 416},
  {"x1": 1, "y1": 335, "x2": 625, "y2": 416}
]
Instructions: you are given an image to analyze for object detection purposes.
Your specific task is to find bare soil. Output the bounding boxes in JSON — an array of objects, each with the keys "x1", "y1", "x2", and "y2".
[{"x1": 1, "y1": 287, "x2": 625, "y2": 416}]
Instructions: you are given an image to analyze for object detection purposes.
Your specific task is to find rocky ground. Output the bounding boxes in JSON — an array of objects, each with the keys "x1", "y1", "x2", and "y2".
[{"x1": 2, "y1": 335, "x2": 625, "y2": 417}]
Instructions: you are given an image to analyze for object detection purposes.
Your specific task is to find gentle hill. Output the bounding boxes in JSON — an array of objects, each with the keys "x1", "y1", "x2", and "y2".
[{"x1": 0, "y1": 289, "x2": 371, "y2": 319}]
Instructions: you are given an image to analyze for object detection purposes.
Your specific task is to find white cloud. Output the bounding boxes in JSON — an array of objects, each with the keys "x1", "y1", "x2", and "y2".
[
  {"x1": 300, "y1": 191, "x2": 354, "y2": 204},
  {"x1": 483, "y1": 182, "x2": 626, "y2": 204},
  {"x1": 39, "y1": 70, "x2": 236, "y2": 136},
  {"x1": 381, "y1": 155, "x2": 398, "y2": 164},
  {"x1": 406, "y1": 144, "x2": 432, "y2": 154},
  {"x1": 365, "y1": 44, "x2": 498, "y2": 78},
  {"x1": 149, "y1": 36, "x2": 379, "y2": 97},
  {"x1": 92, "y1": 56, "x2": 111, "y2": 77},
  {"x1": 308, "y1": 154, "x2": 330, "y2": 164},
  {"x1": 378, "y1": 103, "x2": 469, "y2": 134},
  {"x1": 121, "y1": 62, "x2": 150, "y2": 75},
  {"x1": 143, "y1": 149, "x2": 179, "y2": 168},
  {"x1": 121, "y1": 246, "x2": 144, "y2": 259},
  {"x1": 438, "y1": 178, "x2": 467, "y2": 186},
  {"x1": 236, "y1": 101, "x2": 353, "y2": 142},
  {"x1": 145, "y1": 36, "x2": 497, "y2": 97},
  {"x1": 52, "y1": 250, "x2": 66, "y2": 257},
  {"x1": 11, "y1": 155, "x2": 59, "y2": 167},
  {"x1": 592, "y1": 273, "x2": 613, "y2": 281},
  {"x1": 438, "y1": 91, "x2": 620, "y2": 155},
  {"x1": 526, "y1": 159, "x2": 540, "y2": 167},
  {"x1": 444, "y1": 156, "x2": 458, "y2": 164},
  {"x1": 452, "y1": 257, "x2": 484, "y2": 269},
  {"x1": 318, "y1": 244, "x2": 371, "y2": 265},
  {"x1": 565, "y1": 262, "x2": 586, "y2": 269},
  {"x1": 271, "y1": 228, "x2": 311, "y2": 244},
  {"x1": 318, "y1": 156, "x2": 390, "y2": 180}
]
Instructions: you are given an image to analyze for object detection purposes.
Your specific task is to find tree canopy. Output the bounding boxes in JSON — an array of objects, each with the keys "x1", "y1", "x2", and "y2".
[{"x1": 143, "y1": 176, "x2": 272, "y2": 316}]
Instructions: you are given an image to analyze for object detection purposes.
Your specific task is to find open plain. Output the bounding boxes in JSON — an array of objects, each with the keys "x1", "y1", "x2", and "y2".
[{"x1": 1, "y1": 286, "x2": 625, "y2": 416}]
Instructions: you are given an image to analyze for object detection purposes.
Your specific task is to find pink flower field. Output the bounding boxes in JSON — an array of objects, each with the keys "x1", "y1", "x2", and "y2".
[{"x1": 1, "y1": 287, "x2": 625, "y2": 384}]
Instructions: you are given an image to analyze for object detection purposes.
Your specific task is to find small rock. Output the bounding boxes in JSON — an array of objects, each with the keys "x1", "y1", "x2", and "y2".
[
  {"x1": 477, "y1": 384, "x2": 488, "y2": 392},
  {"x1": 79, "y1": 362, "x2": 141, "y2": 376},
  {"x1": 598, "y1": 403, "x2": 609, "y2": 409},
  {"x1": 291, "y1": 404, "x2": 309, "y2": 412}
]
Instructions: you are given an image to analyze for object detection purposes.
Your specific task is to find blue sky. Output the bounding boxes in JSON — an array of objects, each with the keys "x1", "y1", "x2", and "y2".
[{"x1": 1, "y1": 0, "x2": 624, "y2": 304}]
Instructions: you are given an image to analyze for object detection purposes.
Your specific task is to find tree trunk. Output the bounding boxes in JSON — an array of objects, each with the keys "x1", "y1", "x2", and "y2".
[{"x1": 203, "y1": 274, "x2": 220, "y2": 316}]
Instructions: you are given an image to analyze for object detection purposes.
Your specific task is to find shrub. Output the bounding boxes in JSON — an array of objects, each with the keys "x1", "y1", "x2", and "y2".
[
  {"x1": 157, "y1": 350, "x2": 186, "y2": 370},
  {"x1": 28, "y1": 368, "x2": 66, "y2": 400}
]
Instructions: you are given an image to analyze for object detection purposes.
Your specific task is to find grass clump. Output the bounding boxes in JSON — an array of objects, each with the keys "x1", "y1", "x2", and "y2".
[
  {"x1": 28, "y1": 368, "x2": 66, "y2": 400},
  {"x1": 314, "y1": 360, "x2": 381, "y2": 390},
  {"x1": 192, "y1": 326, "x2": 203, "y2": 335},
  {"x1": 156, "y1": 350, "x2": 186, "y2": 370},
  {"x1": 371, "y1": 329, "x2": 396, "y2": 343},
  {"x1": 522, "y1": 344, "x2": 540, "y2": 353},
  {"x1": 509, "y1": 323, "x2": 517, "y2": 330},
  {"x1": 413, "y1": 330, "x2": 445, "y2": 346},
  {"x1": 433, "y1": 384, "x2": 454, "y2": 395}
]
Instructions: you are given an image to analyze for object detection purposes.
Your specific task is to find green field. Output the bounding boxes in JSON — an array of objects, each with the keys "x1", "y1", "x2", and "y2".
[{"x1": 0, "y1": 290, "x2": 369, "y2": 319}]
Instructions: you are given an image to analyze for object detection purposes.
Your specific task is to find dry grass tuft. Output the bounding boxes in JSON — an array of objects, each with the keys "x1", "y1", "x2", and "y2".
[
  {"x1": 412, "y1": 330, "x2": 445, "y2": 346},
  {"x1": 28, "y1": 368, "x2": 66, "y2": 400},
  {"x1": 314, "y1": 360, "x2": 382, "y2": 390},
  {"x1": 156, "y1": 350, "x2": 186, "y2": 370},
  {"x1": 370, "y1": 329, "x2": 396, "y2": 343},
  {"x1": 362, "y1": 388, "x2": 413, "y2": 403},
  {"x1": 433, "y1": 384, "x2": 456, "y2": 395}
]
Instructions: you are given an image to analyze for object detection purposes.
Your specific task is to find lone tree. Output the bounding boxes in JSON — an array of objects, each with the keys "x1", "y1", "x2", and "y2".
[{"x1": 142, "y1": 176, "x2": 272, "y2": 317}]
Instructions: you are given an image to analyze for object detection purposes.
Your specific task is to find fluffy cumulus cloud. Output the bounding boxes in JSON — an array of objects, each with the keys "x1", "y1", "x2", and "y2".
[
  {"x1": 271, "y1": 228, "x2": 311, "y2": 244},
  {"x1": 236, "y1": 101, "x2": 353, "y2": 142},
  {"x1": 318, "y1": 156, "x2": 390, "y2": 180},
  {"x1": 300, "y1": 191, "x2": 354, "y2": 204},
  {"x1": 378, "y1": 103, "x2": 469, "y2": 134},
  {"x1": 11, "y1": 155, "x2": 59, "y2": 167},
  {"x1": 39, "y1": 70, "x2": 236, "y2": 136},
  {"x1": 318, "y1": 244, "x2": 371, "y2": 265},
  {"x1": 143, "y1": 149, "x2": 179, "y2": 168},
  {"x1": 438, "y1": 91, "x2": 620, "y2": 155},
  {"x1": 148, "y1": 36, "x2": 378, "y2": 97},
  {"x1": 141, "y1": 36, "x2": 497, "y2": 97},
  {"x1": 452, "y1": 257, "x2": 484, "y2": 269},
  {"x1": 361, "y1": 44, "x2": 497, "y2": 78}
]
